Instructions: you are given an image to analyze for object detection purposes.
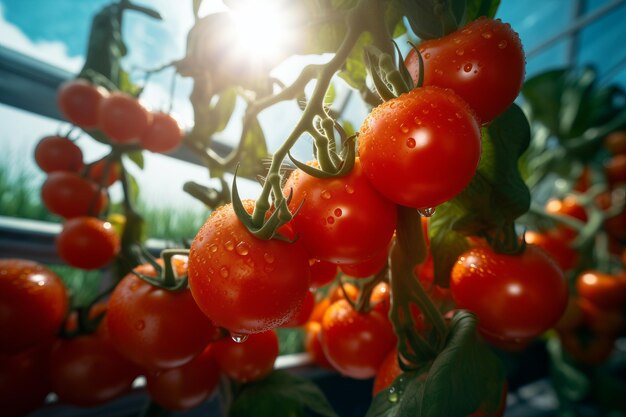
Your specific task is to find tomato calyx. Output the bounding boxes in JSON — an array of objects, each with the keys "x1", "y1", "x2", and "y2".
[
  {"x1": 481, "y1": 221, "x2": 525, "y2": 255},
  {"x1": 364, "y1": 43, "x2": 415, "y2": 101},
  {"x1": 287, "y1": 129, "x2": 356, "y2": 179},
  {"x1": 131, "y1": 249, "x2": 190, "y2": 291}
]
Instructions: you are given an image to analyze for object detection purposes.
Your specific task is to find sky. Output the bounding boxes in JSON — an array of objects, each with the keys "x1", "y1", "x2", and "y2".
[{"x1": 1, "y1": 0, "x2": 625, "y2": 213}]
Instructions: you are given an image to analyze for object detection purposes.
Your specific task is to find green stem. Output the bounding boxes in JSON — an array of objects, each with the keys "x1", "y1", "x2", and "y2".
[{"x1": 161, "y1": 249, "x2": 190, "y2": 287}]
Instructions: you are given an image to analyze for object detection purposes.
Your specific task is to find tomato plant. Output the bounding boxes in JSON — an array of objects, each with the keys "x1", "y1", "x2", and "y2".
[
  {"x1": 57, "y1": 79, "x2": 108, "y2": 128},
  {"x1": 55, "y1": 217, "x2": 120, "y2": 270},
  {"x1": 41, "y1": 171, "x2": 108, "y2": 218},
  {"x1": 212, "y1": 330, "x2": 279, "y2": 383},
  {"x1": 284, "y1": 158, "x2": 396, "y2": 264},
  {"x1": 0, "y1": 259, "x2": 68, "y2": 355},
  {"x1": 404, "y1": 17, "x2": 525, "y2": 124},
  {"x1": 188, "y1": 200, "x2": 311, "y2": 335},
  {"x1": 358, "y1": 86, "x2": 481, "y2": 209},
  {"x1": 34, "y1": 135, "x2": 84, "y2": 173},
  {"x1": 451, "y1": 244, "x2": 568, "y2": 341},
  {"x1": 107, "y1": 260, "x2": 218, "y2": 370}
]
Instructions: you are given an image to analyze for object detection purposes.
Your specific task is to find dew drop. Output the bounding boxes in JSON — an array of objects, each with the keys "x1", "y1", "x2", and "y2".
[
  {"x1": 130, "y1": 281, "x2": 141, "y2": 292},
  {"x1": 235, "y1": 242, "x2": 250, "y2": 256},
  {"x1": 434, "y1": 69, "x2": 443, "y2": 76},
  {"x1": 422, "y1": 108, "x2": 430, "y2": 115},
  {"x1": 481, "y1": 31, "x2": 493, "y2": 39},
  {"x1": 463, "y1": 63, "x2": 473, "y2": 73},
  {"x1": 327, "y1": 216, "x2": 335, "y2": 224},
  {"x1": 321, "y1": 190, "x2": 331, "y2": 200},
  {"x1": 424, "y1": 52, "x2": 431, "y2": 59},
  {"x1": 388, "y1": 388, "x2": 399, "y2": 403},
  {"x1": 224, "y1": 240, "x2": 235, "y2": 251},
  {"x1": 209, "y1": 244, "x2": 218, "y2": 253},
  {"x1": 219, "y1": 266, "x2": 229, "y2": 278},
  {"x1": 400, "y1": 124, "x2": 409, "y2": 133},
  {"x1": 334, "y1": 208, "x2": 343, "y2": 217},
  {"x1": 455, "y1": 112, "x2": 463, "y2": 119},
  {"x1": 231, "y1": 334, "x2": 249, "y2": 343},
  {"x1": 134, "y1": 320, "x2": 145, "y2": 331},
  {"x1": 413, "y1": 116, "x2": 421, "y2": 125},
  {"x1": 418, "y1": 207, "x2": 436, "y2": 217},
  {"x1": 455, "y1": 48, "x2": 464, "y2": 56},
  {"x1": 406, "y1": 137, "x2": 416, "y2": 148},
  {"x1": 498, "y1": 40, "x2": 508, "y2": 49},
  {"x1": 264, "y1": 253, "x2": 275, "y2": 264},
  {"x1": 344, "y1": 184, "x2": 354, "y2": 194}
]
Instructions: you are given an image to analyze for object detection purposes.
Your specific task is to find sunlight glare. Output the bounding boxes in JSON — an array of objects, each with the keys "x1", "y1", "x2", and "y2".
[{"x1": 231, "y1": 3, "x2": 290, "y2": 64}]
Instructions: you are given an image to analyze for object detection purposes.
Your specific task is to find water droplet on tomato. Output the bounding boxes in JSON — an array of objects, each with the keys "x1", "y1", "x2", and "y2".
[
  {"x1": 264, "y1": 253, "x2": 275, "y2": 264},
  {"x1": 422, "y1": 108, "x2": 429, "y2": 115},
  {"x1": 134, "y1": 320, "x2": 145, "y2": 331},
  {"x1": 455, "y1": 48, "x2": 464, "y2": 56},
  {"x1": 418, "y1": 207, "x2": 436, "y2": 217},
  {"x1": 388, "y1": 388, "x2": 399, "y2": 403},
  {"x1": 424, "y1": 52, "x2": 431, "y2": 59},
  {"x1": 344, "y1": 184, "x2": 354, "y2": 194},
  {"x1": 434, "y1": 69, "x2": 443, "y2": 76},
  {"x1": 406, "y1": 138, "x2": 416, "y2": 148},
  {"x1": 481, "y1": 31, "x2": 493, "y2": 39},
  {"x1": 224, "y1": 241, "x2": 234, "y2": 251},
  {"x1": 498, "y1": 40, "x2": 508, "y2": 49},
  {"x1": 455, "y1": 112, "x2": 463, "y2": 119},
  {"x1": 334, "y1": 208, "x2": 343, "y2": 217},
  {"x1": 209, "y1": 244, "x2": 218, "y2": 253},
  {"x1": 231, "y1": 334, "x2": 248, "y2": 343},
  {"x1": 130, "y1": 281, "x2": 140, "y2": 292},
  {"x1": 219, "y1": 266, "x2": 229, "y2": 277},
  {"x1": 235, "y1": 242, "x2": 250, "y2": 256},
  {"x1": 463, "y1": 63, "x2": 473, "y2": 73},
  {"x1": 321, "y1": 190, "x2": 331, "y2": 200},
  {"x1": 400, "y1": 124, "x2": 409, "y2": 133},
  {"x1": 327, "y1": 216, "x2": 335, "y2": 224}
]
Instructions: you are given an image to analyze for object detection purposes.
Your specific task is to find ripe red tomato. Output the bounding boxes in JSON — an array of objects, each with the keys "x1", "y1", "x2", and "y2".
[
  {"x1": 86, "y1": 158, "x2": 121, "y2": 187},
  {"x1": 98, "y1": 92, "x2": 151, "y2": 143},
  {"x1": 309, "y1": 297, "x2": 332, "y2": 324},
  {"x1": 107, "y1": 260, "x2": 218, "y2": 370},
  {"x1": 370, "y1": 282, "x2": 391, "y2": 318},
  {"x1": 212, "y1": 330, "x2": 279, "y2": 383},
  {"x1": 604, "y1": 131, "x2": 626, "y2": 155},
  {"x1": 284, "y1": 158, "x2": 397, "y2": 264},
  {"x1": 304, "y1": 322, "x2": 334, "y2": 369},
  {"x1": 605, "y1": 154, "x2": 626, "y2": 185},
  {"x1": 578, "y1": 298, "x2": 625, "y2": 336},
  {"x1": 188, "y1": 200, "x2": 311, "y2": 334},
  {"x1": 404, "y1": 18, "x2": 524, "y2": 124},
  {"x1": 358, "y1": 86, "x2": 481, "y2": 209},
  {"x1": 451, "y1": 244, "x2": 568, "y2": 340},
  {"x1": 139, "y1": 112, "x2": 184, "y2": 153},
  {"x1": 321, "y1": 299, "x2": 395, "y2": 379},
  {"x1": 34, "y1": 136, "x2": 84, "y2": 173},
  {"x1": 49, "y1": 335, "x2": 141, "y2": 407},
  {"x1": 56, "y1": 217, "x2": 120, "y2": 270},
  {"x1": 372, "y1": 346, "x2": 401, "y2": 396},
  {"x1": 545, "y1": 196, "x2": 587, "y2": 240},
  {"x1": 328, "y1": 282, "x2": 359, "y2": 304},
  {"x1": 41, "y1": 171, "x2": 108, "y2": 218},
  {"x1": 0, "y1": 344, "x2": 52, "y2": 417},
  {"x1": 0, "y1": 259, "x2": 68, "y2": 355},
  {"x1": 576, "y1": 271, "x2": 626, "y2": 311},
  {"x1": 339, "y1": 248, "x2": 388, "y2": 278},
  {"x1": 524, "y1": 229, "x2": 578, "y2": 271},
  {"x1": 146, "y1": 344, "x2": 220, "y2": 411},
  {"x1": 559, "y1": 330, "x2": 615, "y2": 365},
  {"x1": 280, "y1": 290, "x2": 315, "y2": 327},
  {"x1": 57, "y1": 79, "x2": 108, "y2": 128},
  {"x1": 309, "y1": 259, "x2": 337, "y2": 289}
]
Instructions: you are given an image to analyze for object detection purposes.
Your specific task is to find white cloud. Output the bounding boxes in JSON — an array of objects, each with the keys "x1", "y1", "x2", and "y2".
[{"x1": 0, "y1": 3, "x2": 84, "y2": 72}]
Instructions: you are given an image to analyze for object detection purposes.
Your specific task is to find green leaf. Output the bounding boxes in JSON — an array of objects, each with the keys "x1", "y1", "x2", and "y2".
[
  {"x1": 546, "y1": 337, "x2": 590, "y2": 402},
  {"x1": 398, "y1": 0, "x2": 462, "y2": 40},
  {"x1": 230, "y1": 371, "x2": 339, "y2": 417},
  {"x1": 236, "y1": 117, "x2": 269, "y2": 178},
  {"x1": 125, "y1": 151, "x2": 145, "y2": 170},
  {"x1": 522, "y1": 68, "x2": 569, "y2": 135},
  {"x1": 50, "y1": 266, "x2": 102, "y2": 308},
  {"x1": 210, "y1": 89, "x2": 238, "y2": 134},
  {"x1": 418, "y1": 312, "x2": 506, "y2": 417},
  {"x1": 367, "y1": 371, "x2": 424, "y2": 417},
  {"x1": 429, "y1": 104, "x2": 531, "y2": 286},
  {"x1": 463, "y1": 0, "x2": 501, "y2": 24}
]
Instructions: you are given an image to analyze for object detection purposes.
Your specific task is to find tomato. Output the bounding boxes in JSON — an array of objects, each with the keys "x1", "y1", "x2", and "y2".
[
  {"x1": 56, "y1": 217, "x2": 120, "y2": 270},
  {"x1": 339, "y1": 248, "x2": 388, "y2": 278},
  {"x1": 304, "y1": 322, "x2": 334, "y2": 369},
  {"x1": 545, "y1": 196, "x2": 587, "y2": 240},
  {"x1": 328, "y1": 282, "x2": 359, "y2": 304},
  {"x1": 41, "y1": 171, "x2": 108, "y2": 218},
  {"x1": 34, "y1": 136, "x2": 84, "y2": 173},
  {"x1": 86, "y1": 158, "x2": 121, "y2": 187},
  {"x1": 280, "y1": 290, "x2": 315, "y2": 327},
  {"x1": 284, "y1": 158, "x2": 397, "y2": 264},
  {"x1": 49, "y1": 335, "x2": 141, "y2": 407},
  {"x1": 578, "y1": 298, "x2": 625, "y2": 336},
  {"x1": 107, "y1": 260, "x2": 218, "y2": 370},
  {"x1": 372, "y1": 346, "x2": 401, "y2": 396},
  {"x1": 596, "y1": 191, "x2": 626, "y2": 241},
  {"x1": 309, "y1": 259, "x2": 337, "y2": 289},
  {"x1": 559, "y1": 330, "x2": 615, "y2": 365},
  {"x1": 321, "y1": 299, "x2": 395, "y2": 379},
  {"x1": 524, "y1": 229, "x2": 578, "y2": 271},
  {"x1": 605, "y1": 154, "x2": 626, "y2": 185},
  {"x1": 576, "y1": 271, "x2": 626, "y2": 311},
  {"x1": 139, "y1": 112, "x2": 184, "y2": 153},
  {"x1": 404, "y1": 18, "x2": 524, "y2": 124},
  {"x1": 212, "y1": 330, "x2": 279, "y2": 383},
  {"x1": 370, "y1": 282, "x2": 391, "y2": 318},
  {"x1": 146, "y1": 344, "x2": 220, "y2": 411},
  {"x1": 554, "y1": 297, "x2": 584, "y2": 332},
  {"x1": 0, "y1": 259, "x2": 68, "y2": 355},
  {"x1": 605, "y1": 130, "x2": 626, "y2": 155},
  {"x1": 358, "y1": 86, "x2": 481, "y2": 209},
  {"x1": 98, "y1": 92, "x2": 151, "y2": 143},
  {"x1": 57, "y1": 79, "x2": 108, "y2": 128},
  {"x1": 188, "y1": 200, "x2": 310, "y2": 335},
  {"x1": 309, "y1": 297, "x2": 332, "y2": 324},
  {"x1": 451, "y1": 244, "x2": 568, "y2": 340},
  {"x1": 64, "y1": 303, "x2": 109, "y2": 339},
  {"x1": 0, "y1": 344, "x2": 52, "y2": 417}
]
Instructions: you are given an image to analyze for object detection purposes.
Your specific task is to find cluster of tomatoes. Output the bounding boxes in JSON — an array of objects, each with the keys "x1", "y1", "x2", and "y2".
[{"x1": 0, "y1": 256, "x2": 284, "y2": 416}]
